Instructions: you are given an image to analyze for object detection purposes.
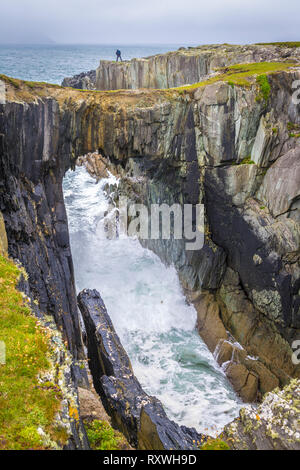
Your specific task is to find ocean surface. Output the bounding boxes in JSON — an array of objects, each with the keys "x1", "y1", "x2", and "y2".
[
  {"x1": 0, "y1": 43, "x2": 242, "y2": 435},
  {"x1": 0, "y1": 44, "x2": 184, "y2": 84}
]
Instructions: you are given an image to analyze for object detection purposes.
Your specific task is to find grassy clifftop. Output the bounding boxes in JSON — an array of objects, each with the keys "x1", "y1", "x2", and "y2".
[{"x1": 174, "y1": 61, "x2": 296, "y2": 91}]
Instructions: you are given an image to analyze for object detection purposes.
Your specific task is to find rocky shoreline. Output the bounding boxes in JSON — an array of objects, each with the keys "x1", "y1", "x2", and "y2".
[{"x1": 62, "y1": 44, "x2": 300, "y2": 91}]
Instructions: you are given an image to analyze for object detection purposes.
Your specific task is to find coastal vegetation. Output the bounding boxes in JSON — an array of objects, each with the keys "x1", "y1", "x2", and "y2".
[
  {"x1": 256, "y1": 41, "x2": 300, "y2": 48},
  {"x1": 201, "y1": 438, "x2": 230, "y2": 450},
  {"x1": 0, "y1": 255, "x2": 66, "y2": 449},
  {"x1": 256, "y1": 74, "x2": 271, "y2": 102}
]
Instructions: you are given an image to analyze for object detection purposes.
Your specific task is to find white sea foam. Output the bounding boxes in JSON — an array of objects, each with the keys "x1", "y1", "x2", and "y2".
[{"x1": 63, "y1": 166, "x2": 242, "y2": 435}]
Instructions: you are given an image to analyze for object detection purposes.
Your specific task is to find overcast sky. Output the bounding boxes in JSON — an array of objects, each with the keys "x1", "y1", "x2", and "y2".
[{"x1": 0, "y1": 0, "x2": 299, "y2": 45}]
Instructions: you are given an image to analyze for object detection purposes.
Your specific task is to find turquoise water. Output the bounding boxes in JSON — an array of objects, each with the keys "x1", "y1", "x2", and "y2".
[
  {"x1": 64, "y1": 168, "x2": 242, "y2": 435},
  {"x1": 0, "y1": 44, "x2": 182, "y2": 84}
]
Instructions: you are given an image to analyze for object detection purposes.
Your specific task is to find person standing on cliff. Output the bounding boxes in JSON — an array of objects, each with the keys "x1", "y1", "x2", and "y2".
[{"x1": 116, "y1": 49, "x2": 123, "y2": 62}]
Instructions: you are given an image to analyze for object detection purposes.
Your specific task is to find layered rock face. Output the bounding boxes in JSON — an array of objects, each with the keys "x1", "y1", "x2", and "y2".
[
  {"x1": 94, "y1": 44, "x2": 300, "y2": 90},
  {"x1": 1, "y1": 55, "x2": 300, "y2": 447},
  {"x1": 76, "y1": 152, "x2": 112, "y2": 179},
  {"x1": 78, "y1": 289, "x2": 204, "y2": 450}
]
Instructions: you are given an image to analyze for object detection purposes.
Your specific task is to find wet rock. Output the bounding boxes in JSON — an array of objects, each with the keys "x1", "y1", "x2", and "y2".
[
  {"x1": 243, "y1": 359, "x2": 279, "y2": 397},
  {"x1": 190, "y1": 291, "x2": 268, "y2": 402},
  {"x1": 17, "y1": 273, "x2": 89, "y2": 450},
  {"x1": 215, "y1": 339, "x2": 234, "y2": 365},
  {"x1": 78, "y1": 288, "x2": 205, "y2": 450}
]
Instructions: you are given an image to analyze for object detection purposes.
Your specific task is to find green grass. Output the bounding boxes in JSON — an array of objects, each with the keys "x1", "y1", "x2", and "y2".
[
  {"x1": 256, "y1": 42, "x2": 300, "y2": 48},
  {"x1": 0, "y1": 255, "x2": 66, "y2": 449},
  {"x1": 173, "y1": 62, "x2": 296, "y2": 92},
  {"x1": 256, "y1": 74, "x2": 271, "y2": 102},
  {"x1": 201, "y1": 438, "x2": 230, "y2": 450},
  {"x1": 85, "y1": 420, "x2": 129, "y2": 450}
]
